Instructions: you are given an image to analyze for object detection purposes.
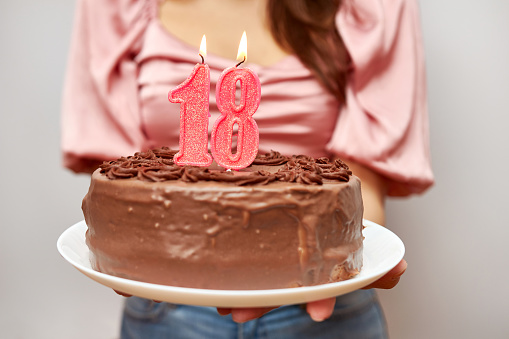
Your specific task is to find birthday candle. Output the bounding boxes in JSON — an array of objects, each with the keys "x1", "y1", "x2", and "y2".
[
  {"x1": 211, "y1": 32, "x2": 261, "y2": 170},
  {"x1": 168, "y1": 35, "x2": 213, "y2": 167}
]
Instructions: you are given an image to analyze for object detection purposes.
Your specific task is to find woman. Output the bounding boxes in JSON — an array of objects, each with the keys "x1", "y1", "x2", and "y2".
[{"x1": 62, "y1": 0, "x2": 433, "y2": 337}]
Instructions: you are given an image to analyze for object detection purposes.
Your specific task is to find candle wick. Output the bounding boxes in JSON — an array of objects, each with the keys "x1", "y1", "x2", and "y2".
[
  {"x1": 236, "y1": 56, "x2": 246, "y2": 68},
  {"x1": 199, "y1": 53, "x2": 205, "y2": 64}
]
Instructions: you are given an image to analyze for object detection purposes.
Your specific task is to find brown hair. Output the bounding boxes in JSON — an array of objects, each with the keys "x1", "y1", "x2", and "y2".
[{"x1": 266, "y1": 0, "x2": 350, "y2": 104}]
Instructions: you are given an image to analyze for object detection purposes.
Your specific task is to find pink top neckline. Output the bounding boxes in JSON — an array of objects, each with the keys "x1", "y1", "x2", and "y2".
[{"x1": 151, "y1": 20, "x2": 297, "y2": 72}]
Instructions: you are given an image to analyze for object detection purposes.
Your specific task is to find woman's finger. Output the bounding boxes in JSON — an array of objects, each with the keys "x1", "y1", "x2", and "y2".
[
  {"x1": 306, "y1": 297, "x2": 336, "y2": 322},
  {"x1": 217, "y1": 307, "x2": 277, "y2": 323},
  {"x1": 363, "y1": 259, "x2": 407, "y2": 290}
]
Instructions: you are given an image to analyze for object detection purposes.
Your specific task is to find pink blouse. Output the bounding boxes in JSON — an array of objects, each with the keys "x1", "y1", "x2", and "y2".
[{"x1": 61, "y1": 0, "x2": 434, "y2": 196}]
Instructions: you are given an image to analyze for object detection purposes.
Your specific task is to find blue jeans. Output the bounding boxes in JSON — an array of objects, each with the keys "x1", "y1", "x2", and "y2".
[{"x1": 121, "y1": 290, "x2": 388, "y2": 339}]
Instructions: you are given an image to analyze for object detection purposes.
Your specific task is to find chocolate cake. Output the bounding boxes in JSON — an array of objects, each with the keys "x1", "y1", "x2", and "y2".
[{"x1": 82, "y1": 148, "x2": 364, "y2": 290}]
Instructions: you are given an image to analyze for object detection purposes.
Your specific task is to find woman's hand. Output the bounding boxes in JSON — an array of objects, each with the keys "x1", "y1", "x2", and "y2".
[
  {"x1": 217, "y1": 297, "x2": 337, "y2": 323},
  {"x1": 216, "y1": 258, "x2": 407, "y2": 323},
  {"x1": 362, "y1": 258, "x2": 407, "y2": 290}
]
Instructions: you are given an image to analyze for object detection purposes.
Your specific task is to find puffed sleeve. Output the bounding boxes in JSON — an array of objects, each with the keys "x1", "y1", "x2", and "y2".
[
  {"x1": 326, "y1": 0, "x2": 434, "y2": 196},
  {"x1": 61, "y1": 0, "x2": 155, "y2": 173}
]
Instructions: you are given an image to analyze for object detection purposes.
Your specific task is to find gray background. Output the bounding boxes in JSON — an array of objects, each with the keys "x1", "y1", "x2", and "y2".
[{"x1": 1, "y1": 1, "x2": 508, "y2": 338}]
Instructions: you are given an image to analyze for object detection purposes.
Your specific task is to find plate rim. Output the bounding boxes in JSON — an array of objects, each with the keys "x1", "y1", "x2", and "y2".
[{"x1": 57, "y1": 219, "x2": 405, "y2": 307}]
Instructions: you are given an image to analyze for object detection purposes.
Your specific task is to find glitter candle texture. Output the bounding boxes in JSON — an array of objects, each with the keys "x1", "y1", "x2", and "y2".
[
  {"x1": 211, "y1": 66, "x2": 261, "y2": 169},
  {"x1": 168, "y1": 60, "x2": 212, "y2": 167},
  {"x1": 210, "y1": 32, "x2": 261, "y2": 169}
]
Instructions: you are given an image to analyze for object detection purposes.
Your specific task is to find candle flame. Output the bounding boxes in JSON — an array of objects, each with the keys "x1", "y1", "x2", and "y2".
[
  {"x1": 236, "y1": 31, "x2": 247, "y2": 61},
  {"x1": 199, "y1": 35, "x2": 207, "y2": 57}
]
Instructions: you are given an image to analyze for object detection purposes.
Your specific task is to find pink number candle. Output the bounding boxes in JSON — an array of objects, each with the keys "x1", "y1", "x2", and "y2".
[
  {"x1": 168, "y1": 35, "x2": 213, "y2": 167},
  {"x1": 211, "y1": 32, "x2": 261, "y2": 170}
]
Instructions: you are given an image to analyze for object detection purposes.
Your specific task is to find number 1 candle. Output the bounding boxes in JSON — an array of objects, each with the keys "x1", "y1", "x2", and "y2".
[
  {"x1": 211, "y1": 31, "x2": 261, "y2": 170},
  {"x1": 168, "y1": 35, "x2": 213, "y2": 167}
]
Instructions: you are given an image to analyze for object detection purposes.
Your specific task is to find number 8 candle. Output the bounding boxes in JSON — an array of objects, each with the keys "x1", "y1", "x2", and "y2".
[
  {"x1": 211, "y1": 31, "x2": 261, "y2": 170},
  {"x1": 168, "y1": 35, "x2": 213, "y2": 167}
]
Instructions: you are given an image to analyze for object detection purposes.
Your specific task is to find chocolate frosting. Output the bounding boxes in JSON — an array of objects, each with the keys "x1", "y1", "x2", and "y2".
[
  {"x1": 84, "y1": 148, "x2": 364, "y2": 290},
  {"x1": 99, "y1": 147, "x2": 352, "y2": 185}
]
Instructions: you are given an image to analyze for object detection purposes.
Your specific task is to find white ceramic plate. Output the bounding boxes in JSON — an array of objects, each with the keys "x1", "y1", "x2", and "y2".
[{"x1": 57, "y1": 220, "x2": 404, "y2": 307}]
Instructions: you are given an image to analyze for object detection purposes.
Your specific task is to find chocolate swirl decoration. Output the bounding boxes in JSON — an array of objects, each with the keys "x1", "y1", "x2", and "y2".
[
  {"x1": 252, "y1": 150, "x2": 289, "y2": 165},
  {"x1": 99, "y1": 147, "x2": 351, "y2": 185}
]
